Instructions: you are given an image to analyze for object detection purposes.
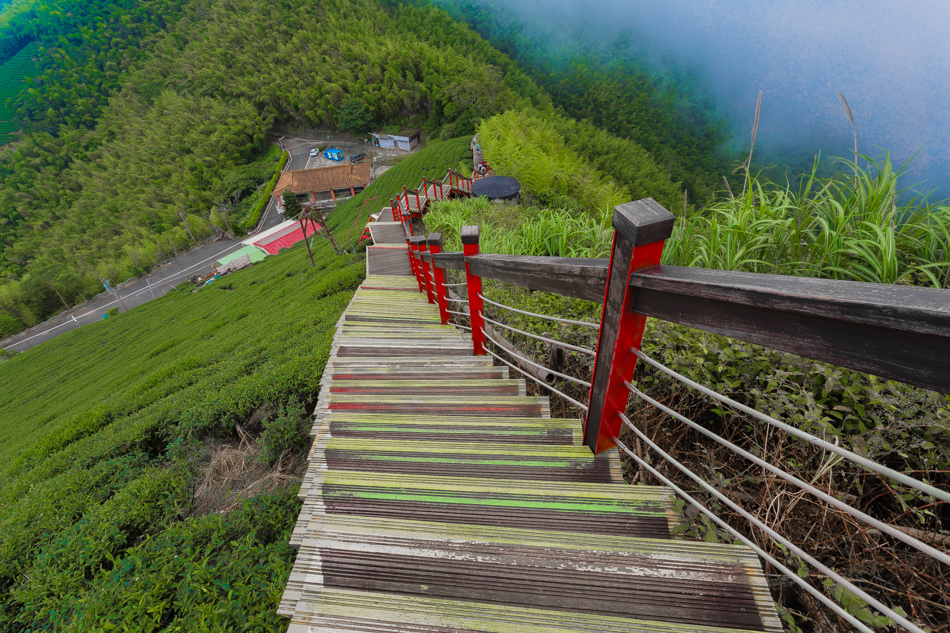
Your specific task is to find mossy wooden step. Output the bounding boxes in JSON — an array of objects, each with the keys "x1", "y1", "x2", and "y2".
[
  {"x1": 327, "y1": 357, "x2": 492, "y2": 369},
  {"x1": 336, "y1": 345, "x2": 471, "y2": 358},
  {"x1": 311, "y1": 438, "x2": 613, "y2": 482},
  {"x1": 286, "y1": 588, "x2": 777, "y2": 633},
  {"x1": 323, "y1": 413, "x2": 577, "y2": 444},
  {"x1": 330, "y1": 366, "x2": 509, "y2": 380},
  {"x1": 329, "y1": 379, "x2": 525, "y2": 396},
  {"x1": 327, "y1": 394, "x2": 548, "y2": 417},
  {"x1": 284, "y1": 516, "x2": 781, "y2": 632},
  {"x1": 301, "y1": 470, "x2": 678, "y2": 538}
]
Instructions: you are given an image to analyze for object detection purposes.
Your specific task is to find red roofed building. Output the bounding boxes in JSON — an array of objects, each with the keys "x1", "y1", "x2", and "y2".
[{"x1": 272, "y1": 162, "x2": 372, "y2": 212}]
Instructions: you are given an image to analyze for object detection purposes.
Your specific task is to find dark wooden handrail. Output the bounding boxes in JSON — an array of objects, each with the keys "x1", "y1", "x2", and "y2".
[
  {"x1": 629, "y1": 265, "x2": 950, "y2": 394},
  {"x1": 425, "y1": 246, "x2": 950, "y2": 394}
]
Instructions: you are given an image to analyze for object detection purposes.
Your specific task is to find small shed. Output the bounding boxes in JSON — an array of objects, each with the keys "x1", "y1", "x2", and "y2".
[
  {"x1": 471, "y1": 176, "x2": 521, "y2": 203},
  {"x1": 372, "y1": 128, "x2": 421, "y2": 151},
  {"x1": 324, "y1": 148, "x2": 345, "y2": 161}
]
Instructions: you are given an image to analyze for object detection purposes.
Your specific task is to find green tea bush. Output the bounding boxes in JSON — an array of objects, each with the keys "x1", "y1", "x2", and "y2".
[
  {"x1": 245, "y1": 151, "x2": 289, "y2": 232},
  {"x1": 259, "y1": 399, "x2": 310, "y2": 466},
  {"x1": 0, "y1": 238, "x2": 363, "y2": 629}
]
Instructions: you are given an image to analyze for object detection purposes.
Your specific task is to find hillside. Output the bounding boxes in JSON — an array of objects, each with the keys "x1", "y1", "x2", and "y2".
[{"x1": 0, "y1": 0, "x2": 693, "y2": 340}]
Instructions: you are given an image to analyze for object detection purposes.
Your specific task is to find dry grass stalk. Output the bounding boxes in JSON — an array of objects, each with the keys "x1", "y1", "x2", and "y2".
[{"x1": 191, "y1": 425, "x2": 304, "y2": 516}]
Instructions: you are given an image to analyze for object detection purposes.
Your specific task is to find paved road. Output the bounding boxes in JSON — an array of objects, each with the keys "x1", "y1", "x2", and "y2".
[{"x1": 3, "y1": 238, "x2": 246, "y2": 352}]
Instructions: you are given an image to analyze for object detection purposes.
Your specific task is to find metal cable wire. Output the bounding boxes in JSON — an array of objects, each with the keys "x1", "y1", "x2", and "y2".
[
  {"x1": 446, "y1": 310, "x2": 469, "y2": 318},
  {"x1": 443, "y1": 282, "x2": 467, "y2": 287},
  {"x1": 611, "y1": 436, "x2": 875, "y2": 633},
  {"x1": 617, "y1": 413, "x2": 925, "y2": 633},
  {"x1": 624, "y1": 380, "x2": 950, "y2": 565},
  {"x1": 631, "y1": 348, "x2": 950, "y2": 504},
  {"x1": 481, "y1": 333, "x2": 591, "y2": 388},
  {"x1": 481, "y1": 314, "x2": 597, "y2": 356},
  {"x1": 478, "y1": 293, "x2": 600, "y2": 330},
  {"x1": 481, "y1": 329, "x2": 589, "y2": 411},
  {"x1": 446, "y1": 297, "x2": 468, "y2": 304},
  {"x1": 455, "y1": 324, "x2": 472, "y2": 331}
]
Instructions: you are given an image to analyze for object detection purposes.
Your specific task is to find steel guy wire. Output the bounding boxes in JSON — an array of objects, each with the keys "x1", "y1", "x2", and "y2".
[
  {"x1": 478, "y1": 293, "x2": 600, "y2": 329},
  {"x1": 617, "y1": 413, "x2": 926, "y2": 633},
  {"x1": 624, "y1": 380, "x2": 950, "y2": 565},
  {"x1": 631, "y1": 347, "x2": 949, "y2": 504},
  {"x1": 611, "y1": 436, "x2": 875, "y2": 633},
  {"x1": 481, "y1": 314, "x2": 597, "y2": 356},
  {"x1": 482, "y1": 329, "x2": 588, "y2": 411}
]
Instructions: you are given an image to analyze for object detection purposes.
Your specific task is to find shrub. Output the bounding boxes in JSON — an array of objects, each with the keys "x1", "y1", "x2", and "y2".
[{"x1": 244, "y1": 151, "x2": 289, "y2": 232}]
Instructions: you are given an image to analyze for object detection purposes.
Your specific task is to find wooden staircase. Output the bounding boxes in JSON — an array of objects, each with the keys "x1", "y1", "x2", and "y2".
[{"x1": 279, "y1": 261, "x2": 783, "y2": 631}]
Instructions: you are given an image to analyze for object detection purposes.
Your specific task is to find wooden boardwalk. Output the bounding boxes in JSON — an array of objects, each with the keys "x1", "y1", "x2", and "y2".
[{"x1": 279, "y1": 247, "x2": 782, "y2": 631}]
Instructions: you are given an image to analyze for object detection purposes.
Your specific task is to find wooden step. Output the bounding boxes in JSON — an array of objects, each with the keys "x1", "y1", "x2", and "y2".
[
  {"x1": 311, "y1": 438, "x2": 614, "y2": 482},
  {"x1": 330, "y1": 366, "x2": 509, "y2": 380},
  {"x1": 322, "y1": 413, "x2": 578, "y2": 444},
  {"x1": 326, "y1": 394, "x2": 549, "y2": 416},
  {"x1": 284, "y1": 516, "x2": 781, "y2": 632},
  {"x1": 301, "y1": 471, "x2": 678, "y2": 538},
  {"x1": 288, "y1": 587, "x2": 778, "y2": 633},
  {"x1": 329, "y1": 379, "x2": 525, "y2": 396}
]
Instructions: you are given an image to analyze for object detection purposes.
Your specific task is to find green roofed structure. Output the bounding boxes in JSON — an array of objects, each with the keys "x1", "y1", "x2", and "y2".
[{"x1": 216, "y1": 245, "x2": 268, "y2": 267}]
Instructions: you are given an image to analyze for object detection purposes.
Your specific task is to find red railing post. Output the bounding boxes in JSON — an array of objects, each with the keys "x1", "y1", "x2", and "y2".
[
  {"x1": 584, "y1": 199, "x2": 675, "y2": 454},
  {"x1": 462, "y1": 225, "x2": 486, "y2": 355},
  {"x1": 390, "y1": 198, "x2": 401, "y2": 224},
  {"x1": 428, "y1": 233, "x2": 450, "y2": 324},
  {"x1": 414, "y1": 189, "x2": 421, "y2": 214},
  {"x1": 419, "y1": 239, "x2": 435, "y2": 304},
  {"x1": 409, "y1": 236, "x2": 426, "y2": 293}
]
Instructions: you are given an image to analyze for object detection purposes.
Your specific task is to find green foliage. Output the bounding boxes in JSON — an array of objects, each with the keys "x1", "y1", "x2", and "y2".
[
  {"x1": 663, "y1": 154, "x2": 950, "y2": 288},
  {"x1": 259, "y1": 399, "x2": 310, "y2": 466},
  {"x1": 0, "y1": 0, "x2": 547, "y2": 331},
  {"x1": 244, "y1": 150, "x2": 288, "y2": 231},
  {"x1": 0, "y1": 40, "x2": 38, "y2": 143},
  {"x1": 0, "y1": 239, "x2": 364, "y2": 629},
  {"x1": 426, "y1": 196, "x2": 612, "y2": 258},
  {"x1": 409, "y1": 0, "x2": 731, "y2": 202},
  {"x1": 337, "y1": 97, "x2": 373, "y2": 134},
  {"x1": 479, "y1": 109, "x2": 631, "y2": 214},
  {"x1": 282, "y1": 190, "x2": 303, "y2": 219}
]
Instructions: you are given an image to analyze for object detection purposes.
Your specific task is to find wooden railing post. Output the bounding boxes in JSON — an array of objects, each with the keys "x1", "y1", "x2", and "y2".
[
  {"x1": 420, "y1": 239, "x2": 435, "y2": 304},
  {"x1": 462, "y1": 226, "x2": 486, "y2": 355},
  {"x1": 428, "y1": 233, "x2": 450, "y2": 324},
  {"x1": 409, "y1": 235, "x2": 425, "y2": 293},
  {"x1": 584, "y1": 199, "x2": 675, "y2": 454}
]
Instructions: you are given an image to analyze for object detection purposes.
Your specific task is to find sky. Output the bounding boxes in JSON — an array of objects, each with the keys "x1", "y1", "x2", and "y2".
[{"x1": 500, "y1": 0, "x2": 950, "y2": 198}]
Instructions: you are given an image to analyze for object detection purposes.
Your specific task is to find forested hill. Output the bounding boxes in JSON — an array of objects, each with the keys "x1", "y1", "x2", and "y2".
[{"x1": 0, "y1": 0, "x2": 694, "y2": 338}]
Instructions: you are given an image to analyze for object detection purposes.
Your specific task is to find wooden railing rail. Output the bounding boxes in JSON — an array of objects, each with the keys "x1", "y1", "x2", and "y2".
[
  {"x1": 418, "y1": 199, "x2": 950, "y2": 450},
  {"x1": 398, "y1": 194, "x2": 950, "y2": 633}
]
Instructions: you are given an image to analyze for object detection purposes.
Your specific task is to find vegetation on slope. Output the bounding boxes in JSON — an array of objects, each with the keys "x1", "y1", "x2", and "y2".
[
  {"x1": 478, "y1": 108, "x2": 684, "y2": 215},
  {"x1": 407, "y1": 0, "x2": 732, "y2": 203},
  {"x1": 425, "y1": 149, "x2": 950, "y2": 631},
  {"x1": 0, "y1": 40, "x2": 37, "y2": 143},
  {"x1": 0, "y1": 0, "x2": 545, "y2": 332},
  {"x1": 0, "y1": 240, "x2": 362, "y2": 630}
]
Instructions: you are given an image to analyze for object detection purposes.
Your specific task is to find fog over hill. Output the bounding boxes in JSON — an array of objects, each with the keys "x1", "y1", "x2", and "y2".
[{"x1": 493, "y1": 0, "x2": 950, "y2": 198}]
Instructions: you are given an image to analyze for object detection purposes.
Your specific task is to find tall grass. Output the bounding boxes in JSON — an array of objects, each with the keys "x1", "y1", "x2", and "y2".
[
  {"x1": 429, "y1": 154, "x2": 949, "y2": 289},
  {"x1": 425, "y1": 197, "x2": 612, "y2": 258},
  {"x1": 664, "y1": 154, "x2": 950, "y2": 287}
]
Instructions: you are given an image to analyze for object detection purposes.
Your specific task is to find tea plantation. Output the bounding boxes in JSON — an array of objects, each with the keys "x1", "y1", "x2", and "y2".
[{"x1": 0, "y1": 239, "x2": 364, "y2": 630}]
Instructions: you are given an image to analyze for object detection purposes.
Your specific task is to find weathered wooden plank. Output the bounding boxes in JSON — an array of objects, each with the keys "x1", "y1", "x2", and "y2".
[
  {"x1": 431, "y1": 251, "x2": 465, "y2": 270},
  {"x1": 631, "y1": 265, "x2": 950, "y2": 393},
  {"x1": 464, "y1": 254, "x2": 609, "y2": 302},
  {"x1": 289, "y1": 588, "x2": 778, "y2": 633}
]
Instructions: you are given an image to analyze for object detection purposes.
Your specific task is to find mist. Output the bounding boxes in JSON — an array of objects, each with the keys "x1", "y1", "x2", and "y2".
[{"x1": 472, "y1": 0, "x2": 950, "y2": 200}]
